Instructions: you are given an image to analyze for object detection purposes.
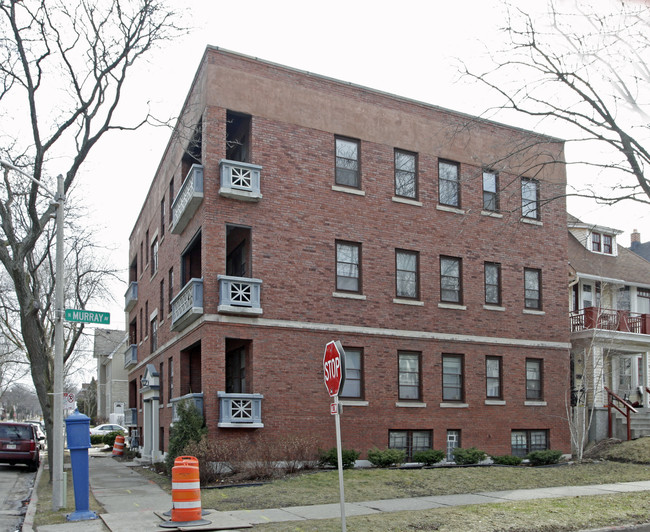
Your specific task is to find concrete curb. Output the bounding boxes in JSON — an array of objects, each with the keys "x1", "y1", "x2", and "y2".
[{"x1": 21, "y1": 457, "x2": 45, "y2": 532}]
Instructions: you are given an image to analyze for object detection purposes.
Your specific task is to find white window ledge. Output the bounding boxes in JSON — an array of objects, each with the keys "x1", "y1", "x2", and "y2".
[
  {"x1": 485, "y1": 399, "x2": 506, "y2": 406},
  {"x1": 521, "y1": 217, "x2": 543, "y2": 226},
  {"x1": 393, "y1": 298, "x2": 424, "y2": 306},
  {"x1": 525, "y1": 400, "x2": 547, "y2": 406},
  {"x1": 481, "y1": 210, "x2": 503, "y2": 218},
  {"x1": 392, "y1": 196, "x2": 422, "y2": 207},
  {"x1": 523, "y1": 309, "x2": 545, "y2": 316},
  {"x1": 395, "y1": 402, "x2": 427, "y2": 408},
  {"x1": 332, "y1": 185, "x2": 366, "y2": 196},
  {"x1": 438, "y1": 303, "x2": 467, "y2": 311},
  {"x1": 333, "y1": 292, "x2": 367, "y2": 300},
  {"x1": 340, "y1": 400, "x2": 369, "y2": 407},
  {"x1": 436, "y1": 204, "x2": 466, "y2": 215},
  {"x1": 484, "y1": 305, "x2": 505, "y2": 312},
  {"x1": 440, "y1": 402, "x2": 469, "y2": 408}
]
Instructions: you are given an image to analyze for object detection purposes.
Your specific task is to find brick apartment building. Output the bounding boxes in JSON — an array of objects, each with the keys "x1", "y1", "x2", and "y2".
[{"x1": 124, "y1": 47, "x2": 571, "y2": 463}]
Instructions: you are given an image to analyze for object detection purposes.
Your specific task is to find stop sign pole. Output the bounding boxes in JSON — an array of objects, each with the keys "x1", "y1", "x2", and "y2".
[{"x1": 323, "y1": 340, "x2": 347, "y2": 532}]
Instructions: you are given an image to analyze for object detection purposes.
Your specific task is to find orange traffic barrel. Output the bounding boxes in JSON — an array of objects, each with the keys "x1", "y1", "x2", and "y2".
[
  {"x1": 111, "y1": 435, "x2": 124, "y2": 457},
  {"x1": 163, "y1": 456, "x2": 208, "y2": 518},
  {"x1": 160, "y1": 456, "x2": 211, "y2": 527}
]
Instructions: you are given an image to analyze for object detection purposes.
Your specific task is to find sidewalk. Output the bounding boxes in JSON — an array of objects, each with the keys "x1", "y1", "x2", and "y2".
[{"x1": 22, "y1": 451, "x2": 650, "y2": 531}]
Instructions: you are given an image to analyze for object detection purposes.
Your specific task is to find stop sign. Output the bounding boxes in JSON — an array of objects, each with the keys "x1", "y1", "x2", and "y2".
[{"x1": 323, "y1": 341, "x2": 346, "y2": 397}]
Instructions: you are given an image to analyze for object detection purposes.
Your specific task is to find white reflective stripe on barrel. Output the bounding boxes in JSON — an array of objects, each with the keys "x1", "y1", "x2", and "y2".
[
  {"x1": 172, "y1": 500, "x2": 201, "y2": 509},
  {"x1": 172, "y1": 481, "x2": 201, "y2": 490}
]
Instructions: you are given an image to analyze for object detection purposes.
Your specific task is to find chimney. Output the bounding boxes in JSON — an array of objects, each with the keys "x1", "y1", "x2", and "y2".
[{"x1": 631, "y1": 229, "x2": 640, "y2": 249}]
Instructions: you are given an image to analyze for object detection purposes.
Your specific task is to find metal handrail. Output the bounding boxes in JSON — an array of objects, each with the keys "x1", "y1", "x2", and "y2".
[{"x1": 605, "y1": 386, "x2": 638, "y2": 441}]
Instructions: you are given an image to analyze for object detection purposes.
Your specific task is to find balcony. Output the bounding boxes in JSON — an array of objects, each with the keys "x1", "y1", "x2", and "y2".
[
  {"x1": 571, "y1": 307, "x2": 650, "y2": 335},
  {"x1": 217, "y1": 392, "x2": 264, "y2": 428},
  {"x1": 171, "y1": 278, "x2": 203, "y2": 331},
  {"x1": 124, "y1": 344, "x2": 138, "y2": 369},
  {"x1": 124, "y1": 281, "x2": 138, "y2": 312},
  {"x1": 219, "y1": 159, "x2": 262, "y2": 201},
  {"x1": 171, "y1": 393, "x2": 204, "y2": 423},
  {"x1": 124, "y1": 407, "x2": 138, "y2": 427},
  {"x1": 171, "y1": 164, "x2": 204, "y2": 234},
  {"x1": 217, "y1": 275, "x2": 263, "y2": 315}
]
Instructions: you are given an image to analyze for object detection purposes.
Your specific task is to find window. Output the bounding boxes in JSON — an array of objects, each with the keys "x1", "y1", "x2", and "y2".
[
  {"x1": 592, "y1": 232, "x2": 601, "y2": 252},
  {"x1": 336, "y1": 241, "x2": 361, "y2": 293},
  {"x1": 482, "y1": 171, "x2": 498, "y2": 211},
  {"x1": 447, "y1": 430, "x2": 460, "y2": 461},
  {"x1": 151, "y1": 238, "x2": 158, "y2": 275},
  {"x1": 511, "y1": 430, "x2": 548, "y2": 457},
  {"x1": 389, "y1": 430, "x2": 432, "y2": 461},
  {"x1": 159, "y1": 362, "x2": 164, "y2": 405},
  {"x1": 442, "y1": 354, "x2": 464, "y2": 401},
  {"x1": 160, "y1": 279, "x2": 165, "y2": 321},
  {"x1": 440, "y1": 256, "x2": 462, "y2": 303},
  {"x1": 396, "y1": 250, "x2": 419, "y2": 299},
  {"x1": 521, "y1": 177, "x2": 539, "y2": 219},
  {"x1": 169, "y1": 179, "x2": 174, "y2": 222},
  {"x1": 486, "y1": 356, "x2": 502, "y2": 399},
  {"x1": 340, "y1": 348, "x2": 363, "y2": 399},
  {"x1": 438, "y1": 160, "x2": 460, "y2": 207},
  {"x1": 145, "y1": 230, "x2": 149, "y2": 264},
  {"x1": 524, "y1": 268, "x2": 542, "y2": 309},
  {"x1": 335, "y1": 137, "x2": 360, "y2": 188},
  {"x1": 526, "y1": 359, "x2": 543, "y2": 400},
  {"x1": 150, "y1": 318, "x2": 158, "y2": 353},
  {"x1": 140, "y1": 242, "x2": 143, "y2": 274},
  {"x1": 139, "y1": 308, "x2": 143, "y2": 341},
  {"x1": 484, "y1": 262, "x2": 501, "y2": 306},
  {"x1": 160, "y1": 198, "x2": 165, "y2": 237},
  {"x1": 144, "y1": 301, "x2": 148, "y2": 337},
  {"x1": 395, "y1": 149, "x2": 417, "y2": 199},
  {"x1": 603, "y1": 234, "x2": 613, "y2": 254},
  {"x1": 398, "y1": 351, "x2": 421, "y2": 401},
  {"x1": 168, "y1": 268, "x2": 174, "y2": 314},
  {"x1": 168, "y1": 357, "x2": 173, "y2": 401}
]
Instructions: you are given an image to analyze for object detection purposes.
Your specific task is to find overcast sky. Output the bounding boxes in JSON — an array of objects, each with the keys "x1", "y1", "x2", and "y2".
[{"x1": 70, "y1": 0, "x2": 650, "y2": 330}]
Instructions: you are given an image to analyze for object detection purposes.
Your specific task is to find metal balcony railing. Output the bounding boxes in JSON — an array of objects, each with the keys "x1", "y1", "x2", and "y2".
[
  {"x1": 124, "y1": 281, "x2": 138, "y2": 312},
  {"x1": 171, "y1": 164, "x2": 204, "y2": 234},
  {"x1": 217, "y1": 275, "x2": 262, "y2": 315},
  {"x1": 171, "y1": 278, "x2": 203, "y2": 331},
  {"x1": 124, "y1": 344, "x2": 137, "y2": 369},
  {"x1": 570, "y1": 307, "x2": 650, "y2": 335},
  {"x1": 217, "y1": 392, "x2": 264, "y2": 428},
  {"x1": 219, "y1": 159, "x2": 262, "y2": 201}
]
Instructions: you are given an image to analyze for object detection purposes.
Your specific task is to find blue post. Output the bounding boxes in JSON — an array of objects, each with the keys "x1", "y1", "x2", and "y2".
[{"x1": 64, "y1": 409, "x2": 98, "y2": 521}]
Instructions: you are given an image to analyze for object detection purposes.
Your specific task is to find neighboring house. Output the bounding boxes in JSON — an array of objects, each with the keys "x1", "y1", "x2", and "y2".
[
  {"x1": 629, "y1": 229, "x2": 650, "y2": 263},
  {"x1": 568, "y1": 215, "x2": 650, "y2": 441},
  {"x1": 94, "y1": 329, "x2": 129, "y2": 424},
  {"x1": 124, "y1": 47, "x2": 571, "y2": 464}
]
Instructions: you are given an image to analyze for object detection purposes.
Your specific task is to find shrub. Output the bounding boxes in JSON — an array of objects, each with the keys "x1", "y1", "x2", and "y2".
[
  {"x1": 318, "y1": 447, "x2": 360, "y2": 469},
  {"x1": 102, "y1": 430, "x2": 125, "y2": 448},
  {"x1": 412, "y1": 449, "x2": 445, "y2": 466},
  {"x1": 277, "y1": 435, "x2": 320, "y2": 473},
  {"x1": 491, "y1": 454, "x2": 523, "y2": 466},
  {"x1": 165, "y1": 400, "x2": 207, "y2": 474},
  {"x1": 452, "y1": 447, "x2": 487, "y2": 465},
  {"x1": 526, "y1": 450, "x2": 563, "y2": 466},
  {"x1": 90, "y1": 434, "x2": 105, "y2": 445},
  {"x1": 367, "y1": 448, "x2": 406, "y2": 468}
]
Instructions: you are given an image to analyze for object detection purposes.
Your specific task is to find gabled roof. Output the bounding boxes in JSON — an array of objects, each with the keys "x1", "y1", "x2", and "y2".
[
  {"x1": 569, "y1": 232, "x2": 650, "y2": 287},
  {"x1": 630, "y1": 241, "x2": 650, "y2": 263}
]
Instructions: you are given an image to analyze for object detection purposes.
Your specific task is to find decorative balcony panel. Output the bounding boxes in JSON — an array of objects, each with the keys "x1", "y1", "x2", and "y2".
[
  {"x1": 124, "y1": 282, "x2": 138, "y2": 312},
  {"x1": 171, "y1": 164, "x2": 204, "y2": 234},
  {"x1": 171, "y1": 393, "x2": 204, "y2": 423},
  {"x1": 124, "y1": 408, "x2": 137, "y2": 427},
  {"x1": 171, "y1": 278, "x2": 203, "y2": 331},
  {"x1": 571, "y1": 307, "x2": 650, "y2": 335},
  {"x1": 219, "y1": 159, "x2": 262, "y2": 201},
  {"x1": 124, "y1": 344, "x2": 138, "y2": 369},
  {"x1": 217, "y1": 275, "x2": 263, "y2": 315},
  {"x1": 217, "y1": 392, "x2": 264, "y2": 428}
]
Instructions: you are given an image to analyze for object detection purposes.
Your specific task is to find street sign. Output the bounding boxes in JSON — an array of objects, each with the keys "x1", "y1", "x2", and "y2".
[
  {"x1": 64, "y1": 309, "x2": 110, "y2": 325},
  {"x1": 323, "y1": 340, "x2": 346, "y2": 397},
  {"x1": 64, "y1": 392, "x2": 75, "y2": 405}
]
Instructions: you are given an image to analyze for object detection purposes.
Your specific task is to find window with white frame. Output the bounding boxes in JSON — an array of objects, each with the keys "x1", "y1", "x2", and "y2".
[
  {"x1": 398, "y1": 351, "x2": 421, "y2": 401},
  {"x1": 340, "y1": 348, "x2": 363, "y2": 399},
  {"x1": 336, "y1": 241, "x2": 361, "y2": 293},
  {"x1": 447, "y1": 429, "x2": 460, "y2": 461},
  {"x1": 442, "y1": 354, "x2": 464, "y2": 402},
  {"x1": 486, "y1": 356, "x2": 502, "y2": 399}
]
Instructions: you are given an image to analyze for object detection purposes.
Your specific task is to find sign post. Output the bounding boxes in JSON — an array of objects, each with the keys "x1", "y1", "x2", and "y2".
[{"x1": 323, "y1": 340, "x2": 346, "y2": 532}]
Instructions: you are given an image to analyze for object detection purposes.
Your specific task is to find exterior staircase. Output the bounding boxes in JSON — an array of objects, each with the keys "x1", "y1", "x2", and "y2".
[{"x1": 613, "y1": 408, "x2": 650, "y2": 440}]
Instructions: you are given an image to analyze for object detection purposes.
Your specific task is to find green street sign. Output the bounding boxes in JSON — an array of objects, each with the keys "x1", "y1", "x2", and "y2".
[{"x1": 64, "y1": 309, "x2": 110, "y2": 325}]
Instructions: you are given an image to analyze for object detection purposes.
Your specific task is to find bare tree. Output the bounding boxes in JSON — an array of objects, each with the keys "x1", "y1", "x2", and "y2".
[
  {"x1": 0, "y1": 0, "x2": 182, "y2": 473},
  {"x1": 463, "y1": 0, "x2": 650, "y2": 206}
]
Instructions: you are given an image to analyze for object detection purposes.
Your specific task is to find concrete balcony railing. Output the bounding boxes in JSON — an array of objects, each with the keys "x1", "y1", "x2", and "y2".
[
  {"x1": 217, "y1": 392, "x2": 264, "y2": 428},
  {"x1": 124, "y1": 408, "x2": 138, "y2": 427},
  {"x1": 124, "y1": 344, "x2": 138, "y2": 369},
  {"x1": 171, "y1": 393, "x2": 204, "y2": 423},
  {"x1": 571, "y1": 307, "x2": 650, "y2": 335},
  {"x1": 124, "y1": 281, "x2": 138, "y2": 312},
  {"x1": 217, "y1": 275, "x2": 263, "y2": 316},
  {"x1": 171, "y1": 278, "x2": 203, "y2": 331},
  {"x1": 219, "y1": 159, "x2": 262, "y2": 201},
  {"x1": 171, "y1": 164, "x2": 204, "y2": 234}
]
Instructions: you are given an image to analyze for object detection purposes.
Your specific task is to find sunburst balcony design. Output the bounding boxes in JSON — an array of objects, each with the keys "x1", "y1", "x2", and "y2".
[
  {"x1": 219, "y1": 159, "x2": 262, "y2": 201},
  {"x1": 217, "y1": 275, "x2": 262, "y2": 316},
  {"x1": 171, "y1": 164, "x2": 204, "y2": 234},
  {"x1": 217, "y1": 392, "x2": 264, "y2": 428}
]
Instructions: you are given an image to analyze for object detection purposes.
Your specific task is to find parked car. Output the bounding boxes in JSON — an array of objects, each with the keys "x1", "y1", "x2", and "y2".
[
  {"x1": 26, "y1": 422, "x2": 46, "y2": 450},
  {"x1": 89, "y1": 424, "x2": 126, "y2": 436},
  {"x1": 0, "y1": 422, "x2": 42, "y2": 471}
]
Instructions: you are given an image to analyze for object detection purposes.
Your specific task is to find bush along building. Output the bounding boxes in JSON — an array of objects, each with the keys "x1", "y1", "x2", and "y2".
[
  {"x1": 568, "y1": 215, "x2": 650, "y2": 443},
  {"x1": 124, "y1": 47, "x2": 571, "y2": 464}
]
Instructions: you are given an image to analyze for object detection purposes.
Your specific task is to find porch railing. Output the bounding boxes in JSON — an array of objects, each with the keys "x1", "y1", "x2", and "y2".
[
  {"x1": 217, "y1": 392, "x2": 264, "y2": 428},
  {"x1": 570, "y1": 307, "x2": 650, "y2": 335},
  {"x1": 217, "y1": 275, "x2": 262, "y2": 315},
  {"x1": 605, "y1": 386, "x2": 638, "y2": 441},
  {"x1": 219, "y1": 159, "x2": 262, "y2": 201}
]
